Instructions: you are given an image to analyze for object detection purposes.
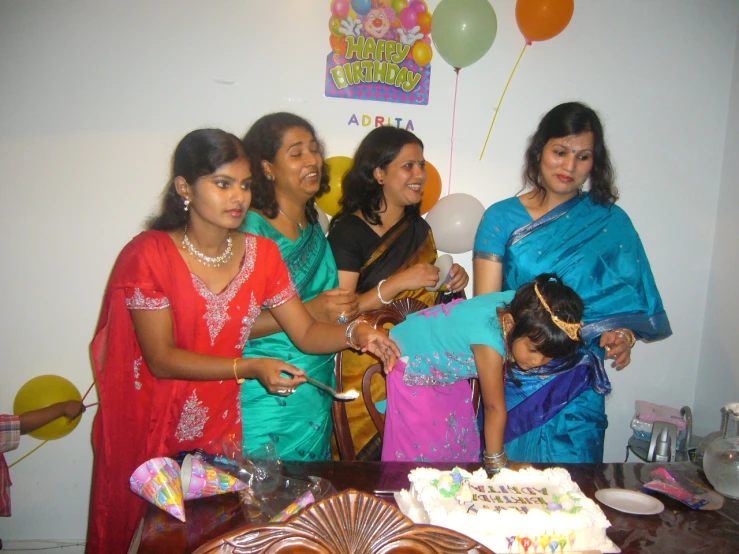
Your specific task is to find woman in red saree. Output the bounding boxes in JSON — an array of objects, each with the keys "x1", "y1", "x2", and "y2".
[{"x1": 86, "y1": 129, "x2": 398, "y2": 553}]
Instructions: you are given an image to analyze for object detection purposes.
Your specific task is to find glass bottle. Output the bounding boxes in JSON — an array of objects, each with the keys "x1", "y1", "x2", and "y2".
[
  {"x1": 695, "y1": 406, "x2": 728, "y2": 465},
  {"x1": 703, "y1": 403, "x2": 739, "y2": 499}
]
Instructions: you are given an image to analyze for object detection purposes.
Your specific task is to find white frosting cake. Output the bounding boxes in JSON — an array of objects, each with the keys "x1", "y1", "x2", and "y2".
[{"x1": 399, "y1": 467, "x2": 619, "y2": 553}]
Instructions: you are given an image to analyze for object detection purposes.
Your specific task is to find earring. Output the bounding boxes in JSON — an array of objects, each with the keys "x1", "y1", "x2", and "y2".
[
  {"x1": 267, "y1": 175, "x2": 275, "y2": 182},
  {"x1": 183, "y1": 198, "x2": 190, "y2": 212}
]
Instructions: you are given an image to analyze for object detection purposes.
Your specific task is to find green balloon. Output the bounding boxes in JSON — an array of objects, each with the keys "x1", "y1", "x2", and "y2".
[
  {"x1": 431, "y1": 0, "x2": 497, "y2": 69},
  {"x1": 392, "y1": 0, "x2": 408, "y2": 15}
]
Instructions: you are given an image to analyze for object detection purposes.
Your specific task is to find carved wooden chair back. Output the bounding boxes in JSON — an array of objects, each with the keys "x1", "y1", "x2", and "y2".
[
  {"x1": 362, "y1": 363, "x2": 386, "y2": 437},
  {"x1": 192, "y1": 489, "x2": 494, "y2": 553},
  {"x1": 332, "y1": 298, "x2": 427, "y2": 461}
]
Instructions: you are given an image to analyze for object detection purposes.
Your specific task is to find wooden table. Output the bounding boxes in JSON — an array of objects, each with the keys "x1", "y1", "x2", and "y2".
[{"x1": 135, "y1": 461, "x2": 739, "y2": 553}]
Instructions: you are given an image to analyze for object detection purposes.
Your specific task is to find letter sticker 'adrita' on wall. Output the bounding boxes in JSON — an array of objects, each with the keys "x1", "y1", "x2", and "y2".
[{"x1": 326, "y1": 0, "x2": 433, "y2": 105}]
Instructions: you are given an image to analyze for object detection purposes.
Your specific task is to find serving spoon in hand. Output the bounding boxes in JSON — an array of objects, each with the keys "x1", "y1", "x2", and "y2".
[{"x1": 304, "y1": 376, "x2": 360, "y2": 401}]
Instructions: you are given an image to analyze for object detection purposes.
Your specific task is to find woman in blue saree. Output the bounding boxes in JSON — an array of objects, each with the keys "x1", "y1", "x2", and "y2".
[
  {"x1": 473, "y1": 102, "x2": 671, "y2": 463},
  {"x1": 239, "y1": 113, "x2": 359, "y2": 460}
]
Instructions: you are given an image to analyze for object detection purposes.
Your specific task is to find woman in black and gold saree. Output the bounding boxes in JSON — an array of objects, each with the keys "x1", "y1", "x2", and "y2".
[{"x1": 327, "y1": 126, "x2": 469, "y2": 459}]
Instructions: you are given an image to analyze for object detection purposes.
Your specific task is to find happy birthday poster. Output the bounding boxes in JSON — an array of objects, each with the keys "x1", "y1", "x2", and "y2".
[{"x1": 325, "y1": 0, "x2": 433, "y2": 105}]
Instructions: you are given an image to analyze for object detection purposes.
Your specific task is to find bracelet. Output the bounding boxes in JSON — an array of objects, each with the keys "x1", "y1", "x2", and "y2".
[
  {"x1": 484, "y1": 458, "x2": 509, "y2": 468},
  {"x1": 345, "y1": 318, "x2": 366, "y2": 350},
  {"x1": 484, "y1": 460, "x2": 510, "y2": 476},
  {"x1": 233, "y1": 358, "x2": 245, "y2": 384},
  {"x1": 614, "y1": 328, "x2": 637, "y2": 348},
  {"x1": 377, "y1": 279, "x2": 392, "y2": 305},
  {"x1": 483, "y1": 449, "x2": 509, "y2": 475},
  {"x1": 482, "y1": 449, "x2": 507, "y2": 460},
  {"x1": 483, "y1": 449, "x2": 509, "y2": 466}
]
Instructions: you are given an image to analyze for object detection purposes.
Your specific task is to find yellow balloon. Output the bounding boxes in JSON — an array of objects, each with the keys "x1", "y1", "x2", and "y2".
[
  {"x1": 13, "y1": 375, "x2": 83, "y2": 440},
  {"x1": 317, "y1": 156, "x2": 353, "y2": 217}
]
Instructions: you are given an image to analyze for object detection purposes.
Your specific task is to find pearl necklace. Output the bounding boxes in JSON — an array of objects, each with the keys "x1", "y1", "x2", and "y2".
[
  {"x1": 182, "y1": 228, "x2": 234, "y2": 268},
  {"x1": 277, "y1": 207, "x2": 305, "y2": 232}
]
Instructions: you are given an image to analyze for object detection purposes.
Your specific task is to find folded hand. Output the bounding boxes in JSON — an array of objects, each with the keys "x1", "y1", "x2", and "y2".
[{"x1": 599, "y1": 330, "x2": 633, "y2": 370}]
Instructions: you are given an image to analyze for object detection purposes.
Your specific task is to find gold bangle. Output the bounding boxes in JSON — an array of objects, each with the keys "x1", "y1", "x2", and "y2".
[
  {"x1": 233, "y1": 358, "x2": 245, "y2": 384},
  {"x1": 614, "y1": 328, "x2": 637, "y2": 348}
]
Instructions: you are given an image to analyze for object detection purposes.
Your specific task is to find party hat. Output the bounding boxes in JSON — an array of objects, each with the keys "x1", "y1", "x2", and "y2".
[
  {"x1": 181, "y1": 453, "x2": 249, "y2": 501},
  {"x1": 130, "y1": 457, "x2": 186, "y2": 522}
]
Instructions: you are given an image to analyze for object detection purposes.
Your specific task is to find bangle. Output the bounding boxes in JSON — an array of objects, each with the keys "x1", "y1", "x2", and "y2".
[
  {"x1": 484, "y1": 460, "x2": 510, "y2": 476},
  {"x1": 345, "y1": 318, "x2": 366, "y2": 350},
  {"x1": 614, "y1": 328, "x2": 637, "y2": 348},
  {"x1": 233, "y1": 358, "x2": 245, "y2": 384},
  {"x1": 483, "y1": 449, "x2": 507, "y2": 460},
  {"x1": 483, "y1": 449, "x2": 509, "y2": 475},
  {"x1": 377, "y1": 279, "x2": 392, "y2": 305}
]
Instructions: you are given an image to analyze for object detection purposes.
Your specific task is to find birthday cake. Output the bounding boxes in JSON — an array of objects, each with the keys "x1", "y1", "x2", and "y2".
[{"x1": 399, "y1": 467, "x2": 619, "y2": 553}]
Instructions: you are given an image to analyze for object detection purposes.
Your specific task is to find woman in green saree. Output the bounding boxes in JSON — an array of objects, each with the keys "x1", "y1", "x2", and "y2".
[
  {"x1": 239, "y1": 113, "x2": 359, "y2": 460},
  {"x1": 327, "y1": 127, "x2": 469, "y2": 459}
]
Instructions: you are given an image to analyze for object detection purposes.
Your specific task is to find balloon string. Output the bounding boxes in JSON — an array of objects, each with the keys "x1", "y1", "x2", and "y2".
[
  {"x1": 9, "y1": 405, "x2": 90, "y2": 468},
  {"x1": 479, "y1": 43, "x2": 528, "y2": 160},
  {"x1": 9, "y1": 440, "x2": 48, "y2": 469},
  {"x1": 81, "y1": 380, "x2": 96, "y2": 402},
  {"x1": 448, "y1": 67, "x2": 461, "y2": 196}
]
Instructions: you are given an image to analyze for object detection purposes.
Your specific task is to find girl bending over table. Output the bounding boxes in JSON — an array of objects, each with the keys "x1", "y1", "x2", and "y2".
[{"x1": 382, "y1": 274, "x2": 592, "y2": 473}]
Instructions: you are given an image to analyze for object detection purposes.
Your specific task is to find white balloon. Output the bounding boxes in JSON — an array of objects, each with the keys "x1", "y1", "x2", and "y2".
[
  {"x1": 316, "y1": 205, "x2": 329, "y2": 235},
  {"x1": 425, "y1": 193, "x2": 485, "y2": 254}
]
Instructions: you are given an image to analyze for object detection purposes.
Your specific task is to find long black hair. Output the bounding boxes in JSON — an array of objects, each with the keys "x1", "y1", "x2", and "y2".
[
  {"x1": 147, "y1": 129, "x2": 246, "y2": 231},
  {"x1": 329, "y1": 126, "x2": 423, "y2": 230},
  {"x1": 242, "y1": 112, "x2": 329, "y2": 224},
  {"x1": 502, "y1": 273, "x2": 585, "y2": 363},
  {"x1": 523, "y1": 102, "x2": 617, "y2": 206}
]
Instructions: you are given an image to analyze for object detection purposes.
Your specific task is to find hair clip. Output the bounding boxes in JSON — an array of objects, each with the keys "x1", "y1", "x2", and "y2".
[{"x1": 534, "y1": 282, "x2": 581, "y2": 341}]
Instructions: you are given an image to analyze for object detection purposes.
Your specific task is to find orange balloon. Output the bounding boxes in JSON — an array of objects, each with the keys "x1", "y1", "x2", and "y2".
[
  {"x1": 417, "y1": 11, "x2": 432, "y2": 35},
  {"x1": 515, "y1": 0, "x2": 574, "y2": 42},
  {"x1": 420, "y1": 160, "x2": 442, "y2": 215},
  {"x1": 329, "y1": 34, "x2": 348, "y2": 57},
  {"x1": 412, "y1": 41, "x2": 432, "y2": 66}
]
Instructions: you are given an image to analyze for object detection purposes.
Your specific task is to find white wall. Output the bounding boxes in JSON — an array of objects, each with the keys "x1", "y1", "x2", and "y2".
[
  {"x1": 1, "y1": 0, "x2": 737, "y2": 543},
  {"x1": 693, "y1": 15, "x2": 739, "y2": 436}
]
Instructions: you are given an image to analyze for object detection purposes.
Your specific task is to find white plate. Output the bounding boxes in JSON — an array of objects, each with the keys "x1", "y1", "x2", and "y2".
[{"x1": 595, "y1": 488, "x2": 664, "y2": 515}]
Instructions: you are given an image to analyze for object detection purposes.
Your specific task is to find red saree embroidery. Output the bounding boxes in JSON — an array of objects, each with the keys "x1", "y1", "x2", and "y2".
[{"x1": 86, "y1": 231, "x2": 294, "y2": 553}]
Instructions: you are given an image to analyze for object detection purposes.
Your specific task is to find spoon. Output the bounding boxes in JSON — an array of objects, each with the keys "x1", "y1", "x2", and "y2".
[{"x1": 304, "y1": 376, "x2": 359, "y2": 401}]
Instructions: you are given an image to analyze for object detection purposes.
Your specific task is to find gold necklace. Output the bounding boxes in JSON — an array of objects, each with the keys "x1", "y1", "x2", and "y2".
[{"x1": 277, "y1": 207, "x2": 305, "y2": 232}]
